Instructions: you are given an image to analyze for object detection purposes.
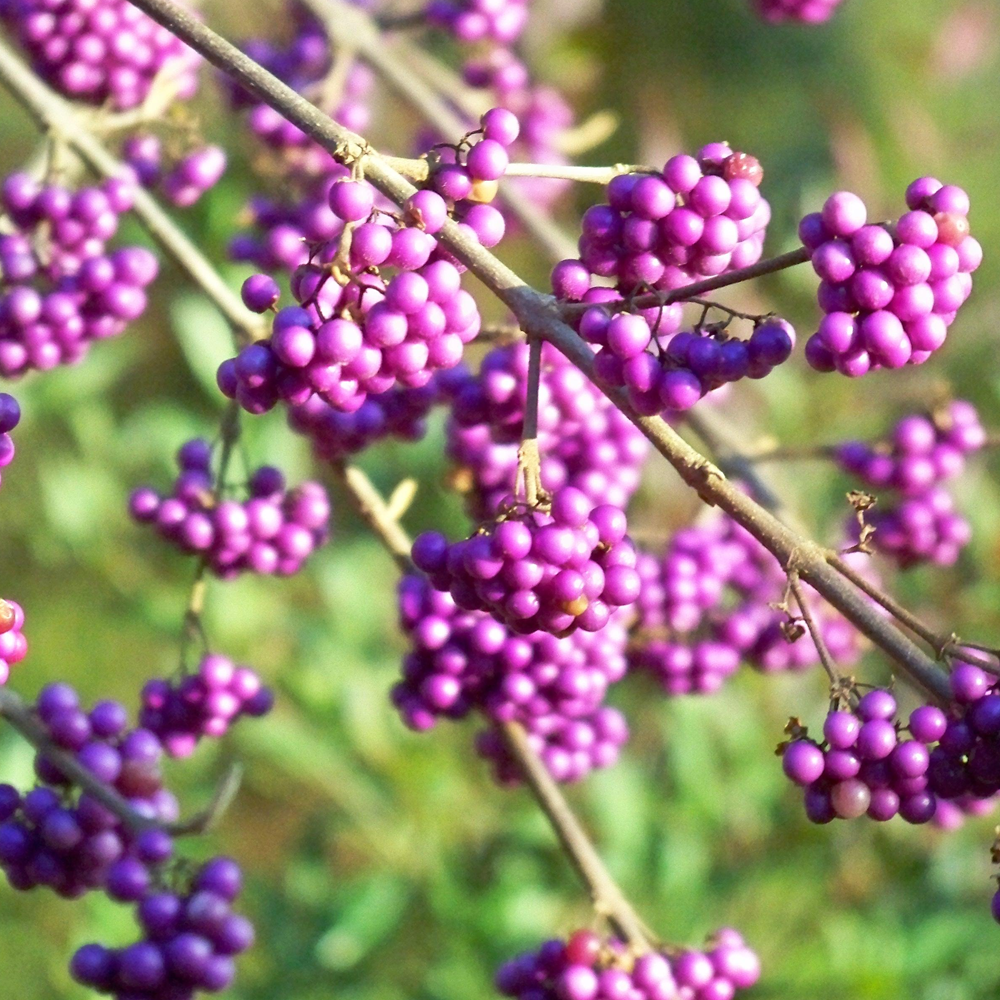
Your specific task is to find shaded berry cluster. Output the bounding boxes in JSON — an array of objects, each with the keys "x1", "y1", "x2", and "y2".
[
  {"x1": 71, "y1": 856, "x2": 253, "y2": 998},
  {"x1": 0, "y1": 173, "x2": 158, "y2": 376},
  {"x1": 140, "y1": 654, "x2": 274, "y2": 759},
  {"x1": 630, "y1": 514, "x2": 871, "y2": 693},
  {"x1": 395, "y1": 573, "x2": 629, "y2": 784},
  {"x1": 803, "y1": 179, "x2": 982, "y2": 375},
  {"x1": 412, "y1": 487, "x2": 641, "y2": 636},
  {"x1": 0, "y1": 683, "x2": 177, "y2": 898},
  {"x1": 752, "y1": 0, "x2": 845, "y2": 23},
  {"x1": 0, "y1": 0, "x2": 201, "y2": 110},
  {"x1": 495, "y1": 927, "x2": 761, "y2": 1000},
  {"x1": 129, "y1": 439, "x2": 330, "y2": 579},
  {"x1": 426, "y1": 0, "x2": 529, "y2": 45},
  {"x1": 121, "y1": 135, "x2": 227, "y2": 208},
  {"x1": 447, "y1": 342, "x2": 649, "y2": 517}
]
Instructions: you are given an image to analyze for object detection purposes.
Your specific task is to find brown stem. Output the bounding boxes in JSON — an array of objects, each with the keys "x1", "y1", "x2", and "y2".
[
  {"x1": 499, "y1": 721, "x2": 653, "y2": 950},
  {"x1": 788, "y1": 575, "x2": 839, "y2": 685},
  {"x1": 517, "y1": 336, "x2": 544, "y2": 506}
]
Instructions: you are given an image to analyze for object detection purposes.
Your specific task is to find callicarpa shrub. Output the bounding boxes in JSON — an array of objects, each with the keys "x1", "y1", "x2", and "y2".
[{"x1": 0, "y1": 0, "x2": 996, "y2": 997}]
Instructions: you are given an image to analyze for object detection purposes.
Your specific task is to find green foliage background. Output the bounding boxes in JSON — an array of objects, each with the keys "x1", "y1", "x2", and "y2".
[{"x1": 1, "y1": 0, "x2": 1000, "y2": 996}]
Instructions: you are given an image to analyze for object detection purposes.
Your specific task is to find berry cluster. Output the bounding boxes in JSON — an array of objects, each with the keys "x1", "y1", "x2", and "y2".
[
  {"x1": 561, "y1": 143, "x2": 770, "y2": 295},
  {"x1": 495, "y1": 928, "x2": 761, "y2": 1000},
  {"x1": 121, "y1": 135, "x2": 227, "y2": 208},
  {"x1": 0, "y1": 683, "x2": 176, "y2": 898},
  {"x1": 834, "y1": 400, "x2": 985, "y2": 496},
  {"x1": 129, "y1": 439, "x2": 330, "y2": 579},
  {"x1": 0, "y1": 598, "x2": 28, "y2": 686},
  {"x1": 837, "y1": 401, "x2": 984, "y2": 568},
  {"x1": 0, "y1": 172, "x2": 158, "y2": 377},
  {"x1": 630, "y1": 514, "x2": 870, "y2": 693},
  {"x1": 802, "y1": 179, "x2": 982, "y2": 375},
  {"x1": 395, "y1": 573, "x2": 629, "y2": 784},
  {"x1": 220, "y1": 206, "x2": 480, "y2": 415},
  {"x1": 427, "y1": 107, "x2": 520, "y2": 213},
  {"x1": 226, "y1": 9, "x2": 374, "y2": 271},
  {"x1": 139, "y1": 654, "x2": 274, "y2": 759},
  {"x1": 447, "y1": 342, "x2": 649, "y2": 517},
  {"x1": 782, "y1": 689, "x2": 941, "y2": 824},
  {"x1": 412, "y1": 487, "x2": 641, "y2": 636},
  {"x1": 288, "y1": 368, "x2": 463, "y2": 463},
  {"x1": 579, "y1": 308, "x2": 794, "y2": 417},
  {"x1": 71, "y1": 856, "x2": 253, "y2": 998},
  {"x1": 0, "y1": 392, "x2": 21, "y2": 488},
  {"x1": 0, "y1": 0, "x2": 201, "y2": 110},
  {"x1": 426, "y1": 0, "x2": 529, "y2": 45},
  {"x1": 752, "y1": 0, "x2": 845, "y2": 23}
]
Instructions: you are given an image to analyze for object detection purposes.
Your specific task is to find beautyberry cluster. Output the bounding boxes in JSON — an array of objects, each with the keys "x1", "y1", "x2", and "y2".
[
  {"x1": 752, "y1": 0, "x2": 845, "y2": 23},
  {"x1": 839, "y1": 400, "x2": 983, "y2": 568},
  {"x1": 803, "y1": 179, "x2": 982, "y2": 375},
  {"x1": 0, "y1": 683, "x2": 176, "y2": 898},
  {"x1": 0, "y1": 0, "x2": 201, "y2": 109},
  {"x1": 396, "y1": 573, "x2": 629, "y2": 784},
  {"x1": 782, "y1": 688, "x2": 943, "y2": 823},
  {"x1": 495, "y1": 927, "x2": 761, "y2": 1000},
  {"x1": 70, "y1": 856, "x2": 253, "y2": 998},
  {"x1": 580, "y1": 308, "x2": 795, "y2": 416},
  {"x1": 0, "y1": 598, "x2": 27, "y2": 685},
  {"x1": 140, "y1": 654, "x2": 274, "y2": 759},
  {"x1": 426, "y1": 0, "x2": 529, "y2": 45},
  {"x1": 121, "y1": 135, "x2": 227, "y2": 208},
  {"x1": 0, "y1": 392, "x2": 21, "y2": 488},
  {"x1": 129, "y1": 438, "x2": 330, "y2": 578},
  {"x1": 630, "y1": 514, "x2": 870, "y2": 693},
  {"x1": 561, "y1": 143, "x2": 769, "y2": 295},
  {"x1": 447, "y1": 342, "x2": 649, "y2": 517},
  {"x1": 220, "y1": 201, "x2": 480, "y2": 415},
  {"x1": 412, "y1": 487, "x2": 641, "y2": 636},
  {"x1": 0, "y1": 172, "x2": 158, "y2": 376}
]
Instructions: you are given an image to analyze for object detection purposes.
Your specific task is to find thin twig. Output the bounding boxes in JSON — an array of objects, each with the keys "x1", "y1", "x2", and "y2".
[
  {"x1": 517, "y1": 336, "x2": 544, "y2": 506},
  {"x1": 788, "y1": 575, "x2": 839, "y2": 685}
]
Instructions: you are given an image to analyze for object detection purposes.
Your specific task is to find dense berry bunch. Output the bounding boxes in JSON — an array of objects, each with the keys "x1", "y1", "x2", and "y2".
[
  {"x1": 834, "y1": 400, "x2": 985, "y2": 495},
  {"x1": 0, "y1": 392, "x2": 21, "y2": 488},
  {"x1": 0, "y1": 598, "x2": 28, "y2": 685},
  {"x1": 782, "y1": 688, "x2": 941, "y2": 824},
  {"x1": 802, "y1": 179, "x2": 982, "y2": 375},
  {"x1": 71, "y1": 856, "x2": 254, "y2": 997},
  {"x1": 226, "y1": 8, "x2": 374, "y2": 271},
  {"x1": 447, "y1": 342, "x2": 649, "y2": 517},
  {"x1": 0, "y1": 0, "x2": 200, "y2": 109},
  {"x1": 0, "y1": 683, "x2": 176, "y2": 898},
  {"x1": 752, "y1": 0, "x2": 845, "y2": 23},
  {"x1": 858, "y1": 486, "x2": 971, "y2": 569},
  {"x1": 412, "y1": 487, "x2": 641, "y2": 636},
  {"x1": 577, "y1": 307, "x2": 794, "y2": 417},
  {"x1": 395, "y1": 573, "x2": 629, "y2": 784},
  {"x1": 220, "y1": 205, "x2": 480, "y2": 415},
  {"x1": 495, "y1": 927, "x2": 761, "y2": 1000},
  {"x1": 427, "y1": 0, "x2": 529, "y2": 44},
  {"x1": 288, "y1": 367, "x2": 463, "y2": 462},
  {"x1": 140, "y1": 654, "x2": 274, "y2": 759},
  {"x1": 129, "y1": 439, "x2": 330, "y2": 578},
  {"x1": 630, "y1": 515, "x2": 870, "y2": 692},
  {"x1": 121, "y1": 135, "x2": 227, "y2": 208},
  {"x1": 560, "y1": 143, "x2": 769, "y2": 296},
  {"x1": 0, "y1": 172, "x2": 158, "y2": 376}
]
